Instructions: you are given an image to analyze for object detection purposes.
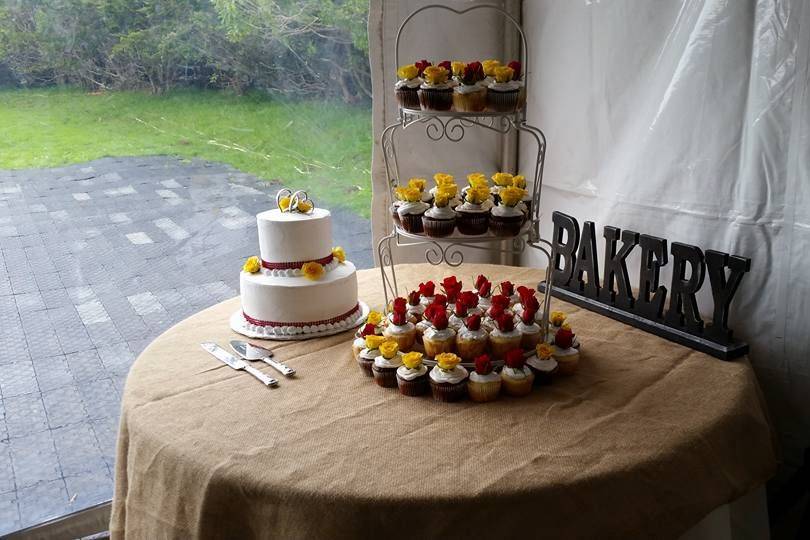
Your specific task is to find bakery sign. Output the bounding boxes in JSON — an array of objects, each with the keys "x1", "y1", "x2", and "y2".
[{"x1": 540, "y1": 211, "x2": 750, "y2": 360}]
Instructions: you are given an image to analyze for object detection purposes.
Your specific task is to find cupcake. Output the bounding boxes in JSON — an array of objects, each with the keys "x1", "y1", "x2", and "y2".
[
  {"x1": 373, "y1": 340, "x2": 403, "y2": 388},
  {"x1": 417, "y1": 300, "x2": 443, "y2": 344},
  {"x1": 479, "y1": 59, "x2": 501, "y2": 89},
  {"x1": 441, "y1": 276, "x2": 463, "y2": 306},
  {"x1": 489, "y1": 313, "x2": 522, "y2": 361},
  {"x1": 383, "y1": 299, "x2": 417, "y2": 351},
  {"x1": 462, "y1": 172, "x2": 491, "y2": 203},
  {"x1": 455, "y1": 185, "x2": 491, "y2": 235},
  {"x1": 395, "y1": 185, "x2": 429, "y2": 234},
  {"x1": 397, "y1": 351, "x2": 430, "y2": 396},
  {"x1": 476, "y1": 277, "x2": 493, "y2": 313},
  {"x1": 499, "y1": 281, "x2": 520, "y2": 307},
  {"x1": 418, "y1": 65, "x2": 453, "y2": 111},
  {"x1": 458, "y1": 290, "x2": 482, "y2": 317},
  {"x1": 508, "y1": 60, "x2": 526, "y2": 109},
  {"x1": 419, "y1": 281, "x2": 436, "y2": 307},
  {"x1": 490, "y1": 172, "x2": 514, "y2": 204},
  {"x1": 429, "y1": 353, "x2": 468, "y2": 402},
  {"x1": 467, "y1": 354, "x2": 501, "y2": 402},
  {"x1": 501, "y1": 349, "x2": 535, "y2": 396},
  {"x1": 512, "y1": 174, "x2": 532, "y2": 217},
  {"x1": 448, "y1": 300, "x2": 468, "y2": 332},
  {"x1": 456, "y1": 313, "x2": 489, "y2": 361},
  {"x1": 422, "y1": 310, "x2": 456, "y2": 358},
  {"x1": 527, "y1": 343, "x2": 558, "y2": 385},
  {"x1": 514, "y1": 286, "x2": 541, "y2": 322},
  {"x1": 358, "y1": 335, "x2": 386, "y2": 377},
  {"x1": 352, "y1": 322, "x2": 379, "y2": 359},
  {"x1": 490, "y1": 186, "x2": 527, "y2": 236},
  {"x1": 406, "y1": 290, "x2": 425, "y2": 323},
  {"x1": 394, "y1": 63, "x2": 422, "y2": 109},
  {"x1": 422, "y1": 189, "x2": 456, "y2": 237},
  {"x1": 452, "y1": 61, "x2": 487, "y2": 112},
  {"x1": 408, "y1": 177, "x2": 433, "y2": 205},
  {"x1": 547, "y1": 310, "x2": 567, "y2": 343},
  {"x1": 517, "y1": 306, "x2": 542, "y2": 351},
  {"x1": 437, "y1": 60, "x2": 455, "y2": 86},
  {"x1": 553, "y1": 324, "x2": 580, "y2": 375},
  {"x1": 487, "y1": 65, "x2": 520, "y2": 112}
]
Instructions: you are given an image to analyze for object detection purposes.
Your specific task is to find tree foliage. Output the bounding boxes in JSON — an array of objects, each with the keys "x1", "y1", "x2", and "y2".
[{"x1": 0, "y1": 0, "x2": 370, "y2": 101}]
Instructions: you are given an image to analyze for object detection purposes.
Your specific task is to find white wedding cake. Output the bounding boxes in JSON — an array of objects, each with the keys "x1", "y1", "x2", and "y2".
[{"x1": 235, "y1": 190, "x2": 363, "y2": 338}]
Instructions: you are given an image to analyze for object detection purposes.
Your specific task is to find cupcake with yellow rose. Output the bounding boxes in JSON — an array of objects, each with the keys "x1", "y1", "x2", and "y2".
[
  {"x1": 553, "y1": 324, "x2": 580, "y2": 376},
  {"x1": 422, "y1": 188, "x2": 456, "y2": 237},
  {"x1": 395, "y1": 185, "x2": 429, "y2": 234},
  {"x1": 352, "y1": 309, "x2": 383, "y2": 359},
  {"x1": 490, "y1": 172, "x2": 513, "y2": 203},
  {"x1": 395, "y1": 63, "x2": 422, "y2": 109},
  {"x1": 501, "y1": 349, "x2": 535, "y2": 396},
  {"x1": 372, "y1": 340, "x2": 403, "y2": 388},
  {"x1": 490, "y1": 186, "x2": 527, "y2": 237},
  {"x1": 462, "y1": 172, "x2": 490, "y2": 203},
  {"x1": 527, "y1": 342, "x2": 558, "y2": 385},
  {"x1": 396, "y1": 351, "x2": 429, "y2": 396},
  {"x1": 455, "y1": 185, "x2": 491, "y2": 235},
  {"x1": 429, "y1": 173, "x2": 460, "y2": 208},
  {"x1": 358, "y1": 334, "x2": 386, "y2": 377},
  {"x1": 511, "y1": 174, "x2": 532, "y2": 216},
  {"x1": 467, "y1": 354, "x2": 501, "y2": 402},
  {"x1": 429, "y1": 352, "x2": 468, "y2": 402},
  {"x1": 452, "y1": 61, "x2": 487, "y2": 112},
  {"x1": 418, "y1": 65, "x2": 453, "y2": 111},
  {"x1": 408, "y1": 176, "x2": 433, "y2": 204},
  {"x1": 383, "y1": 298, "x2": 417, "y2": 351},
  {"x1": 480, "y1": 59, "x2": 501, "y2": 88},
  {"x1": 487, "y1": 65, "x2": 520, "y2": 112}
]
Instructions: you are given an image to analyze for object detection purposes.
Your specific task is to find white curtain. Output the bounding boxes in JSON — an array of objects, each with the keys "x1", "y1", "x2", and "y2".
[{"x1": 520, "y1": 0, "x2": 810, "y2": 470}]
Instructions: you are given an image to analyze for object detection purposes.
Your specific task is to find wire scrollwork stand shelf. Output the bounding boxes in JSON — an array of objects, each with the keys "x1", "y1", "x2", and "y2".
[{"x1": 377, "y1": 3, "x2": 556, "y2": 333}]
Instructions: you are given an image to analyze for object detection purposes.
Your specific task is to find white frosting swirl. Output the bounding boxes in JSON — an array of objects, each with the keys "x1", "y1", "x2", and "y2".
[
  {"x1": 517, "y1": 321, "x2": 541, "y2": 335},
  {"x1": 502, "y1": 365, "x2": 532, "y2": 379},
  {"x1": 455, "y1": 84, "x2": 485, "y2": 95},
  {"x1": 491, "y1": 328, "x2": 521, "y2": 339},
  {"x1": 527, "y1": 357, "x2": 558, "y2": 373},
  {"x1": 353, "y1": 337, "x2": 366, "y2": 349},
  {"x1": 397, "y1": 364, "x2": 428, "y2": 381},
  {"x1": 448, "y1": 314, "x2": 465, "y2": 331},
  {"x1": 553, "y1": 346, "x2": 579, "y2": 357},
  {"x1": 488, "y1": 81, "x2": 520, "y2": 91},
  {"x1": 457, "y1": 326, "x2": 487, "y2": 341},
  {"x1": 424, "y1": 327, "x2": 456, "y2": 341},
  {"x1": 384, "y1": 321, "x2": 415, "y2": 335},
  {"x1": 425, "y1": 205, "x2": 456, "y2": 219},
  {"x1": 420, "y1": 81, "x2": 451, "y2": 90},
  {"x1": 359, "y1": 348, "x2": 380, "y2": 360},
  {"x1": 397, "y1": 201, "x2": 429, "y2": 216},
  {"x1": 395, "y1": 78, "x2": 422, "y2": 89},
  {"x1": 407, "y1": 304, "x2": 425, "y2": 317},
  {"x1": 457, "y1": 201, "x2": 490, "y2": 213},
  {"x1": 374, "y1": 353, "x2": 403, "y2": 369},
  {"x1": 470, "y1": 371, "x2": 500, "y2": 383},
  {"x1": 492, "y1": 204, "x2": 524, "y2": 218},
  {"x1": 429, "y1": 365, "x2": 468, "y2": 384},
  {"x1": 420, "y1": 295, "x2": 435, "y2": 307}
]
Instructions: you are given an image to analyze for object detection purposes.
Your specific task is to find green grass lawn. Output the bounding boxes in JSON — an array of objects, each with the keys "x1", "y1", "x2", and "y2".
[{"x1": 0, "y1": 87, "x2": 372, "y2": 217}]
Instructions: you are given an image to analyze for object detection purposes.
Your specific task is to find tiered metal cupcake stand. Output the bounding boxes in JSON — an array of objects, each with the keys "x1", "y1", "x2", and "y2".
[{"x1": 377, "y1": 4, "x2": 556, "y2": 334}]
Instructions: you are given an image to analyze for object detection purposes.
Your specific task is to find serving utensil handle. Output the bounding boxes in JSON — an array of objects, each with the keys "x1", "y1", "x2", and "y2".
[{"x1": 244, "y1": 364, "x2": 278, "y2": 387}]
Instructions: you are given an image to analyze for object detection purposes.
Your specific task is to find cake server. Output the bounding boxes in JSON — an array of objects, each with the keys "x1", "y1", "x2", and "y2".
[
  {"x1": 200, "y1": 342, "x2": 278, "y2": 387},
  {"x1": 230, "y1": 340, "x2": 296, "y2": 377}
]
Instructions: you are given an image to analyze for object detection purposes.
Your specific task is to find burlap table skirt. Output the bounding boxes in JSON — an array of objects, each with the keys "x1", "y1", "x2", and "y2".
[{"x1": 110, "y1": 264, "x2": 777, "y2": 539}]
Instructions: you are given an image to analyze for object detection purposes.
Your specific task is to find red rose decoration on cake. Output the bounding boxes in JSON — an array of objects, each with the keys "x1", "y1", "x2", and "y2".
[
  {"x1": 489, "y1": 305, "x2": 505, "y2": 321},
  {"x1": 423, "y1": 302, "x2": 445, "y2": 323},
  {"x1": 442, "y1": 276, "x2": 463, "y2": 303},
  {"x1": 465, "y1": 313, "x2": 482, "y2": 331},
  {"x1": 516, "y1": 285, "x2": 534, "y2": 305},
  {"x1": 414, "y1": 59, "x2": 432, "y2": 76},
  {"x1": 507, "y1": 60, "x2": 521, "y2": 79},
  {"x1": 555, "y1": 325, "x2": 576, "y2": 349},
  {"x1": 454, "y1": 300, "x2": 468, "y2": 317},
  {"x1": 475, "y1": 274, "x2": 488, "y2": 290},
  {"x1": 505, "y1": 348, "x2": 525, "y2": 369},
  {"x1": 496, "y1": 313, "x2": 515, "y2": 333},
  {"x1": 360, "y1": 323, "x2": 376, "y2": 337},
  {"x1": 500, "y1": 281, "x2": 515, "y2": 297},
  {"x1": 520, "y1": 306, "x2": 537, "y2": 325},
  {"x1": 490, "y1": 294, "x2": 510, "y2": 311},
  {"x1": 459, "y1": 290, "x2": 479, "y2": 309},
  {"x1": 437, "y1": 60, "x2": 452, "y2": 73},
  {"x1": 391, "y1": 310, "x2": 407, "y2": 326},
  {"x1": 461, "y1": 62, "x2": 484, "y2": 85},
  {"x1": 432, "y1": 310, "x2": 449, "y2": 330},
  {"x1": 522, "y1": 294, "x2": 540, "y2": 313},
  {"x1": 418, "y1": 281, "x2": 435, "y2": 298},
  {"x1": 477, "y1": 280, "x2": 492, "y2": 298},
  {"x1": 433, "y1": 293, "x2": 447, "y2": 306},
  {"x1": 393, "y1": 297, "x2": 407, "y2": 314},
  {"x1": 407, "y1": 290, "x2": 421, "y2": 306},
  {"x1": 474, "y1": 354, "x2": 493, "y2": 375}
]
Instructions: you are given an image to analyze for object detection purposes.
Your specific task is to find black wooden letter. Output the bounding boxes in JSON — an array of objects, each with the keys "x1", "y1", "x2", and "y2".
[
  {"x1": 635, "y1": 234, "x2": 668, "y2": 319},
  {"x1": 600, "y1": 226, "x2": 639, "y2": 309},
  {"x1": 704, "y1": 250, "x2": 751, "y2": 342},
  {"x1": 664, "y1": 242, "x2": 706, "y2": 333},
  {"x1": 551, "y1": 212, "x2": 580, "y2": 287},
  {"x1": 572, "y1": 221, "x2": 600, "y2": 297}
]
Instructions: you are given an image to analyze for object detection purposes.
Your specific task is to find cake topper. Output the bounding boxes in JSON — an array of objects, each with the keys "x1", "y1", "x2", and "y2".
[{"x1": 276, "y1": 188, "x2": 315, "y2": 214}]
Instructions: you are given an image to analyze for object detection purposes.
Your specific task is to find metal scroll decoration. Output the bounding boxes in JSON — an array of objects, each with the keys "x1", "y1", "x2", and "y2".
[{"x1": 539, "y1": 211, "x2": 751, "y2": 360}]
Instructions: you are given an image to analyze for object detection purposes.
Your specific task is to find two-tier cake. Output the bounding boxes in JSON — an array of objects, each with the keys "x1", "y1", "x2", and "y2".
[{"x1": 231, "y1": 190, "x2": 366, "y2": 339}]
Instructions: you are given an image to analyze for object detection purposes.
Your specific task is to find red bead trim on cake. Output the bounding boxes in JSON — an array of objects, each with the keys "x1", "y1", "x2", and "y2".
[
  {"x1": 261, "y1": 253, "x2": 334, "y2": 271},
  {"x1": 243, "y1": 303, "x2": 360, "y2": 328}
]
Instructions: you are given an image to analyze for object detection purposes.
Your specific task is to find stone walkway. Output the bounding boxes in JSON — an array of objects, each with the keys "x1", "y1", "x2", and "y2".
[{"x1": 0, "y1": 156, "x2": 372, "y2": 533}]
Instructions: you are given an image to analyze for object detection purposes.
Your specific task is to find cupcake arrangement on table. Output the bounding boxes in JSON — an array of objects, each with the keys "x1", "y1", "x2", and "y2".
[
  {"x1": 395, "y1": 59, "x2": 525, "y2": 113},
  {"x1": 392, "y1": 172, "x2": 532, "y2": 237},
  {"x1": 351, "y1": 274, "x2": 582, "y2": 403}
]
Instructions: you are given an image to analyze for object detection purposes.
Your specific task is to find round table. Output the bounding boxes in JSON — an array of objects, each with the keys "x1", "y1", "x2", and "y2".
[{"x1": 110, "y1": 264, "x2": 776, "y2": 540}]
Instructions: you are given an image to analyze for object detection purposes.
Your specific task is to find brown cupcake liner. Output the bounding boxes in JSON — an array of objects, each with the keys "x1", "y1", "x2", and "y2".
[
  {"x1": 528, "y1": 365, "x2": 555, "y2": 386},
  {"x1": 372, "y1": 365, "x2": 399, "y2": 388},
  {"x1": 422, "y1": 215, "x2": 456, "y2": 237},
  {"x1": 455, "y1": 337, "x2": 488, "y2": 361},
  {"x1": 489, "y1": 336, "x2": 522, "y2": 360},
  {"x1": 418, "y1": 87, "x2": 453, "y2": 111},
  {"x1": 397, "y1": 374, "x2": 429, "y2": 396},
  {"x1": 399, "y1": 212, "x2": 425, "y2": 234},
  {"x1": 489, "y1": 214, "x2": 524, "y2": 237},
  {"x1": 468, "y1": 380, "x2": 502, "y2": 402},
  {"x1": 396, "y1": 87, "x2": 421, "y2": 109},
  {"x1": 501, "y1": 375, "x2": 534, "y2": 396},
  {"x1": 487, "y1": 89, "x2": 519, "y2": 112},
  {"x1": 383, "y1": 330, "x2": 416, "y2": 352},
  {"x1": 357, "y1": 357, "x2": 374, "y2": 377},
  {"x1": 430, "y1": 380, "x2": 467, "y2": 402},
  {"x1": 452, "y1": 89, "x2": 487, "y2": 112},
  {"x1": 456, "y1": 211, "x2": 490, "y2": 235},
  {"x1": 423, "y1": 337, "x2": 455, "y2": 357}
]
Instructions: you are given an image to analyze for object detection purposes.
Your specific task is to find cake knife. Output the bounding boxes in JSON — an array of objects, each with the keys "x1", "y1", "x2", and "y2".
[
  {"x1": 201, "y1": 342, "x2": 278, "y2": 387},
  {"x1": 230, "y1": 340, "x2": 296, "y2": 377}
]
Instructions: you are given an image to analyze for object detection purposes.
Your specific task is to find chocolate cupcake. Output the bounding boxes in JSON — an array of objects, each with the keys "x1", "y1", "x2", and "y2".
[
  {"x1": 372, "y1": 341, "x2": 403, "y2": 388},
  {"x1": 394, "y1": 64, "x2": 422, "y2": 109},
  {"x1": 396, "y1": 351, "x2": 429, "y2": 396},
  {"x1": 397, "y1": 199, "x2": 429, "y2": 234},
  {"x1": 490, "y1": 186, "x2": 527, "y2": 237},
  {"x1": 418, "y1": 66, "x2": 453, "y2": 111},
  {"x1": 358, "y1": 335, "x2": 386, "y2": 377},
  {"x1": 429, "y1": 353, "x2": 468, "y2": 402},
  {"x1": 455, "y1": 187, "x2": 491, "y2": 235},
  {"x1": 527, "y1": 343, "x2": 558, "y2": 385},
  {"x1": 487, "y1": 65, "x2": 520, "y2": 112}
]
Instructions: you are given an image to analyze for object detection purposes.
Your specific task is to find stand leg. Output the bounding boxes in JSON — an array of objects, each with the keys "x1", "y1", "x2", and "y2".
[{"x1": 377, "y1": 232, "x2": 398, "y2": 311}]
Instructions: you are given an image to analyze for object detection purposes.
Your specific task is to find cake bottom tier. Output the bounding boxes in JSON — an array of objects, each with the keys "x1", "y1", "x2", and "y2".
[{"x1": 240, "y1": 261, "x2": 359, "y2": 330}]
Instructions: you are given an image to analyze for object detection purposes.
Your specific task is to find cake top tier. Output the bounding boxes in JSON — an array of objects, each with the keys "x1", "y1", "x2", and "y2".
[{"x1": 257, "y1": 207, "x2": 333, "y2": 265}]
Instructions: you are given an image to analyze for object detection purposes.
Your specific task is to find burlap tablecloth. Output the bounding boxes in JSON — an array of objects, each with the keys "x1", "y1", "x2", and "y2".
[{"x1": 110, "y1": 264, "x2": 777, "y2": 539}]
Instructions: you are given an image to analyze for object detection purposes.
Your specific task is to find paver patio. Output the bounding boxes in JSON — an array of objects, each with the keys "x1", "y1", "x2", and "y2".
[{"x1": 0, "y1": 156, "x2": 373, "y2": 532}]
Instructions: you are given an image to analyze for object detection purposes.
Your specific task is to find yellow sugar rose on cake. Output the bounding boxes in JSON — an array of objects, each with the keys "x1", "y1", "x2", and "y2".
[
  {"x1": 527, "y1": 342, "x2": 558, "y2": 385},
  {"x1": 429, "y1": 353, "x2": 468, "y2": 402}
]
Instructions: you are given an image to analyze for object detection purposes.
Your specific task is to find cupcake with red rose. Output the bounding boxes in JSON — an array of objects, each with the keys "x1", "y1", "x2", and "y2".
[
  {"x1": 486, "y1": 294, "x2": 511, "y2": 321},
  {"x1": 441, "y1": 276, "x2": 463, "y2": 305},
  {"x1": 459, "y1": 290, "x2": 482, "y2": 317},
  {"x1": 406, "y1": 290, "x2": 425, "y2": 322},
  {"x1": 476, "y1": 276, "x2": 493, "y2": 312},
  {"x1": 527, "y1": 342, "x2": 558, "y2": 385},
  {"x1": 553, "y1": 324, "x2": 580, "y2": 375},
  {"x1": 358, "y1": 335, "x2": 386, "y2": 377},
  {"x1": 373, "y1": 340, "x2": 403, "y2": 388},
  {"x1": 455, "y1": 313, "x2": 489, "y2": 361},
  {"x1": 429, "y1": 352, "x2": 468, "y2": 402},
  {"x1": 489, "y1": 313, "x2": 522, "y2": 360},
  {"x1": 517, "y1": 304, "x2": 542, "y2": 351},
  {"x1": 453, "y1": 61, "x2": 487, "y2": 112},
  {"x1": 499, "y1": 281, "x2": 519, "y2": 306},
  {"x1": 455, "y1": 185, "x2": 491, "y2": 235},
  {"x1": 513, "y1": 286, "x2": 539, "y2": 321},
  {"x1": 419, "y1": 281, "x2": 436, "y2": 307},
  {"x1": 490, "y1": 186, "x2": 527, "y2": 236},
  {"x1": 395, "y1": 63, "x2": 422, "y2": 109},
  {"x1": 417, "y1": 300, "x2": 444, "y2": 343},
  {"x1": 508, "y1": 60, "x2": 526, "y2": 109},
  {"x1": 396, "y1": 185, "x2": 429, "y2": 234},
  {"x1": 352, "y1": 310, "x2": 384, "y2": 359},
  {"x1": 487, "y1": 64, "x2": 520, "y2": 112},
  {"x1": 418, "y1": 65, "x2": 453, "y2": 111},
  {"x1": 423, "y1": 309, "x2": 456, "y2": 358},
  {"x1": 396, "y1": 351, "x2": 429, "y2": 396},
  {"x1": 422, "y1": 188, "x2": 456, "y2": 237},
  {"x1": 501, "y1": 348, "x2": 535, "y2": 396},
  {"x1": 384, "y1": 297, "x2": 416, "y2": 351},
  {"x1": 448, "y1": 300, "x2": 468, "y2": 332},
  {"x1": 467, "y1": 354, "x2": 502, "y2": 402}
]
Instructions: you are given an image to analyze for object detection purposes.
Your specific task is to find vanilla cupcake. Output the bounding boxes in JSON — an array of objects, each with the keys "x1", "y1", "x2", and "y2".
[
  {"x1": 553, "y1": 324, "x2": 580, "y2": 375},
  {"x1": 419, "y1": 281, "x2": 436, "y2": 307},
  {"x1": 452, "y1": 61, "x2": 487, "y2": 112},
  {"x1": 358, "y1": 335, "x2": 386, "y2": 377},
  {"x1": 517, "y1": 307, "x2": 542, "y2": 351},
  {"x1": 500, "y1": 349, "x2": 534, "y2": 396},
  {"x1": 429, "y1": 353, "x2": 468, "y2": 402},
  {"x1": 467, "y1": 354, "x2": 501, "y2": 402},
  {"x1": 422, "y1": 309, "x2": 456, "y2": 357},
  {"x1": 489, "y1": 313, "x2": 522, "y2": 361},
  {"x1": 448, "y1": 300, "x2": 468, "y2": 332},
  {"x1": 406, "y1": 290, "x2": 425, "y2": 323},
  {"x1": 455, "y1": 313, "x2": 488, "y2": 361},
  {"x1": 383, "y1": 300, "x2": 417, "y2": 352},
  {"x1": 372, "y1": 341, "x2": 403, "y2": 388},
  {"x1": 397, "y1": 351, "x2": 429, "y2": 396},
  {"x1": 527, "y1": 343, "x2": 558, "y2": 385}
]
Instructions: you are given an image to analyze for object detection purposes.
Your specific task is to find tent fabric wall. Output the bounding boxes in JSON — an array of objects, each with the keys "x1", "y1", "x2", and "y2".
[{"x1": 520, "y1": 0, "x2": 810, "y2": 473}]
